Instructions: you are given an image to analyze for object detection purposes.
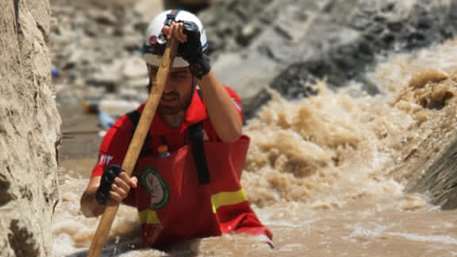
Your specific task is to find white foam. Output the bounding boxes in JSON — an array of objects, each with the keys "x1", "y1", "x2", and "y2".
[
  {"x1": 52, "y1": 234, "x2": 85, "y2": 257},
  {"x1": 348, "y1": 224, "x2": 387, "y2": 239},
  {"x1": 388, "y1": 232, "x2": 457, "y2": 245}
]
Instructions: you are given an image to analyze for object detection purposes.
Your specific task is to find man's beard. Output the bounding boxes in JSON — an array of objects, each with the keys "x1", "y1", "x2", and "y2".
[{"x1": 157, "y1": 91, "x2": 185, "y2": 115}]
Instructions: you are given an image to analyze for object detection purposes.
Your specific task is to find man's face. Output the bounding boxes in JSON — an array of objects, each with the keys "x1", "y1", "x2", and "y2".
[{"x1": 148, "y1": 66, "x2": 194, "y2": 115}]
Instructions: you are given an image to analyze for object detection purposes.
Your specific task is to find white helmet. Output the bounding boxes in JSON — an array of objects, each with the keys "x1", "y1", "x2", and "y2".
[{"x1": 142, "y1": 10, "x2": 208, "y2": 68}]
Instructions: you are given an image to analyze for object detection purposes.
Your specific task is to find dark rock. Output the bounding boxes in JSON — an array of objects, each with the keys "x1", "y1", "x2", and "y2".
[
  {"x1": 411, "y1": 134, "x2": 457, "y2": 210},
  {"x1": 163, "y1": 0, "x2": 210, "y2": 13},
  {"x1": 50, "y1": 0, "x2": 146, "y2": 102},
  {"x1": 0, "y1": 174, "x2": 14, "y2": 207},
  {"x1": 200, "y1": 0, "x2": 457, "y2": 118},
  {"x1": 242, "y1": 89, "x2": 271, "y2": 122},
  {"x1": 8, "y1": 220, "x2": 40, "y2": 257}
]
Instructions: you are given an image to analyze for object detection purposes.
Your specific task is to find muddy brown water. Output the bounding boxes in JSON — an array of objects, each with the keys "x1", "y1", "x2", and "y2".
[{"x1": 54, "y1": 39, "x2": 457, "y2": 257}]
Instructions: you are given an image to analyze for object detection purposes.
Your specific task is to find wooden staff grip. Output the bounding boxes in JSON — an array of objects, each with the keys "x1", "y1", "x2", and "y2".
[{"x1": 87, "y1": 38, "x2": 178, "y2": 257}]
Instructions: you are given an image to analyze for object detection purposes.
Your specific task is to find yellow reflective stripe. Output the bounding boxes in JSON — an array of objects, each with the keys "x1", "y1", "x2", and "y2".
[
  {"x1": 139, "y1": 209, "x2": 160, "y2": 224},
  {"x1": 211, "y1": 189, "x2": 247, "y2": 213}
]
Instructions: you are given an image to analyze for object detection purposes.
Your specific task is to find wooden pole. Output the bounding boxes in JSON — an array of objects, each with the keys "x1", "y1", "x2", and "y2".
[{"x1": 87, "y1": 38, "x2": 178, "y2": 257}]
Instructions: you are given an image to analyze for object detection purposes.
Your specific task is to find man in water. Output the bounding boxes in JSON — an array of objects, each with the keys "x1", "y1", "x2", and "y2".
[{"x1": 80, "y1": 10, "x2": 272, "y2": 248}]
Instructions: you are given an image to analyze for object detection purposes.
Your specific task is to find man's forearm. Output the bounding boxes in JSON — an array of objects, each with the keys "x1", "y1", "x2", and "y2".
[{"x1": 199, "y1": 72, "x2": 242, "y2": 142}]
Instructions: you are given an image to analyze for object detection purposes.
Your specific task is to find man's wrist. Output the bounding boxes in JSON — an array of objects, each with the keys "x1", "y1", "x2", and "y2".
[
  {"x1": 189, "y1": 54, "x2": 211, "y2": 79},
  {"x1": 81, "y1": 191, "x2": 105, "y2": 217}
]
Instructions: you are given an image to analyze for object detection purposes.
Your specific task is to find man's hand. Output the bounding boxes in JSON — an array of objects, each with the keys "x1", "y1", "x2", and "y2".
[
  {"x1": 95, "y1": 165, "x2": 138, "y2": 205},
  {"x1": 162, "y1": 21, "x2": 241, "y2": 142},
  {"x1": 162, "y1": 21, "x2": 210, "y2": 79}
]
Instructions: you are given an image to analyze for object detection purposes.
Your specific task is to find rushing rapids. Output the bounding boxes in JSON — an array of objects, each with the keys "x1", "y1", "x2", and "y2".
[{"x1": 52, "y1": 39, "x2": 457, "y2": 257}]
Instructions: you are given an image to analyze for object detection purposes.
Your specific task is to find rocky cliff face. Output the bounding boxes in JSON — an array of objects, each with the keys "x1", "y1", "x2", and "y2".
[
  {"x1": 0, "y1": 0, "x2": 60, "y2": 256},
  {"x1": 377, "y1": 70, "x2": 457, "y2": 210}
]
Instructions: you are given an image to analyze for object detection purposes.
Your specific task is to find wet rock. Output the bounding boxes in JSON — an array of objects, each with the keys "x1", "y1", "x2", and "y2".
[
  {"x1": 88, "y1": 9, "x2": 117, "y2": 26},
  {"x1": 163, "y1": 0, "x2": 211, "y2": 14},
  {"x1": 134, "y1": 0, "x2": 163, "y2": 21},
  {"x1": 0, "y1": 174, "x2": 14, "y2": 207},
  {"x1": 8, "y1": 220, "x2": 40, "y2": 257},
  {"x1": 50, "y1": 0, "x2": 149, "y2": 104},
  {"x1": 123, "y1": 34, "x2": 143, "y2": 52},
  {"x1": 213, "y1": 52, "x2": 277, "y2": 100},
  {"x1": 409, "y1": 121, "x2": 457, "y2": 210},
  {"x1": 379, "y1": 73, "x2": 457, "y2": 210},
  {"x1": 99, "y1": 99, "x2": 141, "y2": 117},
  {"x1": 119, "y1": 87, "x2": 146, "y2": 100},
  {"x1": 126, "y1": 77, "x2": 149, "y2": 89},
  {"x1": 122, "y1": 56, "x2": 148, "y2": 80},
  {"x1": 200, "y1": 0, "x2": 457, "y2": 118},
  {"x1": 88, "y1": 60, "x2": 124, "y2": 89}
]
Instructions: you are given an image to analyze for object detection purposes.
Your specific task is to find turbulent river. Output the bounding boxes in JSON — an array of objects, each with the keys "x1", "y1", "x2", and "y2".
[{"x1": 53, "y1": 39, "x2": 457, "y2": 257}]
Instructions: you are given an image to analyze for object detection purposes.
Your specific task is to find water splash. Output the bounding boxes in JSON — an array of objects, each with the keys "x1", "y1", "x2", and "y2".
[{"x1": 53, "y1": 39, "x2": 457, "y2": 256}]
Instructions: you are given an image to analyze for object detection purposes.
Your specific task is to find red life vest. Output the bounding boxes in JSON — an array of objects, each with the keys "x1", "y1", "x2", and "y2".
[{"x1": 127, "y1": 131, "x2": 272, "y2": 247}]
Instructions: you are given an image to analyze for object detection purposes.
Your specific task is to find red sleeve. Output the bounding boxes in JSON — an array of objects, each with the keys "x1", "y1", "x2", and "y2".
[{"x1": 90, "y1": 115, "x2": 133, "y2": 177}]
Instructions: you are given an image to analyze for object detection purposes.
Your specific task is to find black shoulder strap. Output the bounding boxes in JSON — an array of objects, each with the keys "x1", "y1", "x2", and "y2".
[
  {"x1": 126, "y1": 110, "x2": 152, "y2": 155},
  {"x1": 126, "y1": 110, "x2": 141, "y2": 127},
  {"x1": 188, "y1": 122, "x2": 210, "y2": 184}
]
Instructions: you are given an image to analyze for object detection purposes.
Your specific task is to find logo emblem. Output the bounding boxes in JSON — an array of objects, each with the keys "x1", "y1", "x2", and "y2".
[{"x1": 140, "y1": 167, "x2": 169, "y2": 209}]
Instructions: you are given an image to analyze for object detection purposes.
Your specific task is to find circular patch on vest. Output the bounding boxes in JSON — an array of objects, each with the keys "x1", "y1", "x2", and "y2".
[{"x1": 139, "y1": 167, "x2": 169, "y2": 209}]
